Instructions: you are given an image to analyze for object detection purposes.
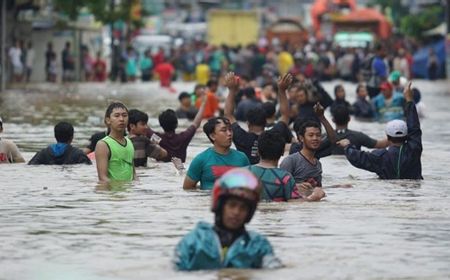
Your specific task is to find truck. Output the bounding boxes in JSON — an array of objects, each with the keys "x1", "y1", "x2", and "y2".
[{"x1": 207, "y1": 9, "x2": 259, "y2": 47}]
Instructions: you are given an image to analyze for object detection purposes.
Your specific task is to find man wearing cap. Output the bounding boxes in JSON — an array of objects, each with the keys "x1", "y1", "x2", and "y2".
[
  {"x1": 337, "y1": 82, "x2": 422, "y2": 180},
  {"x1": 0, "y1": 116, "x2": 25, "y2": 163},
  {"x1": 372, "y1": 81, "x2": 405, "y2": 122}
]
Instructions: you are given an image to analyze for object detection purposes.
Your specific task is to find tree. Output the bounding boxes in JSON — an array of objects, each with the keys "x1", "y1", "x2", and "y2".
[
  {"x1": 369, "y1": 0, "x2": 444, "y2": 40},
  {"x1": 53, "y1": 0, "x2": 144, "y2": 30},
  {"x1": 400, "y1": 6, "x2": 444, "y2": 39}
]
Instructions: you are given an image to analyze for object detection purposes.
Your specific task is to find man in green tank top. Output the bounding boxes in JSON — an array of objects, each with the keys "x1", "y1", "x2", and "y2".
[{"x1": 95, "y1": 102, "x2": 136, "y2": 183}]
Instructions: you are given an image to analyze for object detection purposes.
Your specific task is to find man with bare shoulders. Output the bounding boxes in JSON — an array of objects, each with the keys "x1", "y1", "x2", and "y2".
[{"x1": 95, "y1": 102, "x2": 135, "y2": 183}]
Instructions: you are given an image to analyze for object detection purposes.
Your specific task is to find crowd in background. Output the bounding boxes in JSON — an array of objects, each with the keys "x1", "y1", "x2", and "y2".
[{"x1": 7, "y1": 35, "x2": 442, "y2": 85}]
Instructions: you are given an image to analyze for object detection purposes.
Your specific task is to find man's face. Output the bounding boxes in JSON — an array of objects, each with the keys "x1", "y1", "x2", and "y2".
[
  {"x1": 180, "y1": 97, "x2": 191, "y2": 107},
  {"x1": 300, "y1": 127, "x2": 321, "y2": 151},
  {"x1": 131, "y1": 120, "x2": 148, "y2": 136},
  {"x1": 335, "y1": 87, "x2": 345, "y2": 100},
  {"x1": 382, "y1": 89, "x2": 393, "y2": 99},
  {"x1": 211, "y1": 120, "x2": 232, "y2": 148},
  {"x1": 297, "y1": 89, "x2": 307, "y2": 105},
  {"x1": 357, "y1": 86, "x2": 368, "y2": 98},
  {"x1": 195, "y1": 86, "x2": 206, "y2": 97},
  {"x1": 106, "y1": 108, "x2": 128, "y2": 132},
  {"x1": 222, "y1": 197, "x2": 249, "y2": 230},
  {"x1": 262, "y1": 85, "x2": 276, "y2": 100}
]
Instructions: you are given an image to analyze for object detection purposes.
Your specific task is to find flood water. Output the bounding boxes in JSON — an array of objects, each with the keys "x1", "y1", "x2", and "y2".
[{"x1": 1, "y1": 80, "x2": 450, "y2": 280}]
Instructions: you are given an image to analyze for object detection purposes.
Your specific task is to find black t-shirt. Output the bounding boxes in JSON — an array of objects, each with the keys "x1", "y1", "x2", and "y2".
[
  {"x1": 231, "y1": 123, "x2": 259, "y2": 164},
  {"x1": 321, "y1": 129, "x2": 377, "y2": 155},
  {"x1": 268, "y1": 121, "x2": 293, "y2": 144},
  {"x1": 87, "y1": 131, "x2": 107, "y2": 152},
  {"x1": 175, "y1": 107, "x2": 198, "y2": 120},
  {"x1": 28, "y1": 145, "x2": 91, "y2": 165}
]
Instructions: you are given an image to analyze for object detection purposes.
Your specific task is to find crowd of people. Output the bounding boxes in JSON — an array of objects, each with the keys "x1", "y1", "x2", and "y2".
[
  {"x1": 7, "y1": 34, "x2": 442, "y2": 87},
  {"x1": 1, "y1": 55, "x2": 423, "y2": 269}
]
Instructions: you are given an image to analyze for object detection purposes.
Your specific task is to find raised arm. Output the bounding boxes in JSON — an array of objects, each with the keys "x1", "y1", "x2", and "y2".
[
  {"x1": 192, "y1": 95, "x2": 207, "y2": 128},
  {"x1": 314, "y1": 102, "x2": 336, "y2": 145},
  {"x1": 404, "y1": 82, "x2": 422, "y2": 151},
  {"x1": 224, "y1": 72, "x2": 239, "y2": 124},
  {"x1": 277, "y1": 73, "x2": 293, "y2": 125}
]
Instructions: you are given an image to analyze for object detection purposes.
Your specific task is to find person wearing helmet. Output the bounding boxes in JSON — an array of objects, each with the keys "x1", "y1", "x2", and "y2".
[
  {"x1": 174, "y1": 168, "x2": 282, "y2": 270},
  {"x1": 337, "y1": 82, "x2": 422, "y2": 179},
  {"x1": 372, "y1": 81, "x2": 405, "y2": 122}
]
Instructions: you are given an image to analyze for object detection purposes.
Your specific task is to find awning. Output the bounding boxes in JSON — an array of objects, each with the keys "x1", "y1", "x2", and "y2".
[{"x1": 423, "y1": 23, "x2": 447, "y2": 36}]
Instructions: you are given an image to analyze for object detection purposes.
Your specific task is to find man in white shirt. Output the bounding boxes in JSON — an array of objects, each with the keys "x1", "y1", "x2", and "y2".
[{"x1": 8, "y1": 41, "x2": 23, "y2": 82}]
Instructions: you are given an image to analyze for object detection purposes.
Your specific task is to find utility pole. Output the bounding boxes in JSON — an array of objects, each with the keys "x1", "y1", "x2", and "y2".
[
  {"x1": 446, "y1": 0, "x2": 450, "y2": 79},
  {"x1": 110, "y1": 0, "x2": 115, "y2": 81},
  {"x1": 1, "y1": 0, "x2": 6, "y2": 93}
]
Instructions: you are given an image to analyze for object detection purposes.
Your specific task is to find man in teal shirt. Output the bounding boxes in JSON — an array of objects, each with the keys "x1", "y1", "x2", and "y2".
[{"x1": 183, "y1": 117, "x2": 250, "y2": 190}]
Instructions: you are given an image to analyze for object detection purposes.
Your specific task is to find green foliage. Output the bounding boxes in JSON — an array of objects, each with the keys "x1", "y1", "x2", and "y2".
[
  {"x1": 53, "y1": 0, "x2": 144, "y2": 27},
  {"x1": 368, "y1": 0, "x2": 409, "y2": 28},
  {"x1": 400, "y1": 6, "x2": 444, "y2": 39},
  {"x1": 53, "y1": 0, "x2": 88, "y2": 21}
]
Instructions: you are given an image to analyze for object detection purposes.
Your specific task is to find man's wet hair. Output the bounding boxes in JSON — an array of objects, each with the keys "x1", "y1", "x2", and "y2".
[
  {"x1": 178, "y1": 92, "x2": 191, "y2": 102},
  {"x1": 194, "y1": 84, "x2": 205, "y2": 91},
  {"x1": 104, "y1": 101, "x2": 128, "y2": 120},
  {"x1": 262, "y1": 82, "x2": 278, "y2": 92},
  {"x1": 388, "y1": 135, "x2": 407, "y2": 144},
  {"x1": 158, "y1": 109, "x2": 178, "y2": 132},
  {"x1": 258, "y1": 130, "x2": 285, "y2": 161},
  {"x1": 54, "y1": 121, "x2": 74, "y2": 143},
  {"x1": 356, "y1": 84, "x2": 366, "y2": 95},
  {"x1": 203, "y1": 117, "x2": 231, "y2": 143},
  {"x1": 332, "y1": 105, "x2": 350, "y2": 126},
  {"x1": 293, "y1": 117, "x2": 307, "y2": 135},
  {"x1": 334, "y1": 84, "x2": 344, "y2": 96},
  {"x1": 241, "y1": 87, "x2": 256, "y2": 99},
  {"x1": 262, "y1": 102, "x2": 276, "y2": 118},
  {"x1": 246, "y1": 107, "x2": 267, "y2": 127},
  {"x1": 206, "y1": 79, "x2": 218, "y2": 88},
  {"x1": 128, "y1": 109, "x2": 148, "y2": 131},
  {"x1": 296, "y1": 119, "x2": 321, "y2": 137}
]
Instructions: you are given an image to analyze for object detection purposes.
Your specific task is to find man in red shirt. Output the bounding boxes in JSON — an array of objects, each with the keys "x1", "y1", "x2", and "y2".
[
  {"x1": 154, "y1": 59, "x2": 175, "y2": 92},
  {"x1": 93, "y1": 52, "x2": 107, "y2": 82}
]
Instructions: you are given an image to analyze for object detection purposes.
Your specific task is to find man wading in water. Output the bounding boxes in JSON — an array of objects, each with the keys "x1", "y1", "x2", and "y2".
[
  {"x1": 338, "y1": 82, "x2": 423, "y2": 179},
  {"x1": 95, "y1": 102, "x2": 136, "y2": 184}
]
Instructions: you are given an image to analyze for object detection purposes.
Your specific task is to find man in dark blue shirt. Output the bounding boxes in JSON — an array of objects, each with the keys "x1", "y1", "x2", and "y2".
[{"x1": 338, "y1": 82, "x2": 422, "y2": 179}]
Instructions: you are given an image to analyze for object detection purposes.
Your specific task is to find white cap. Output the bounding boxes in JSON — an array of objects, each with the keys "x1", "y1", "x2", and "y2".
[
  {"x1": 385, "y1": 120, "x2": 407, "y2": 137},
  {"x1": 399, "y1": 76, "x2": 408, "y2": 87}
]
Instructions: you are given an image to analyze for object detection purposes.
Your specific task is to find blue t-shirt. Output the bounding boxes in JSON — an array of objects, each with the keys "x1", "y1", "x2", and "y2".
[
  {"x1": 186, "y1": 147, "x2": 250, "y2": 190},
  {"x1": 373, "y1": 92, "x2": 405, "y2": 122}
]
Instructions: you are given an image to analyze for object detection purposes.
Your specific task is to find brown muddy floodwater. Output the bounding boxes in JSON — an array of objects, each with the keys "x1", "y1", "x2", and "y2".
[{"x1": 1, "y1": 80, "x2": 450, "y2": 280}]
